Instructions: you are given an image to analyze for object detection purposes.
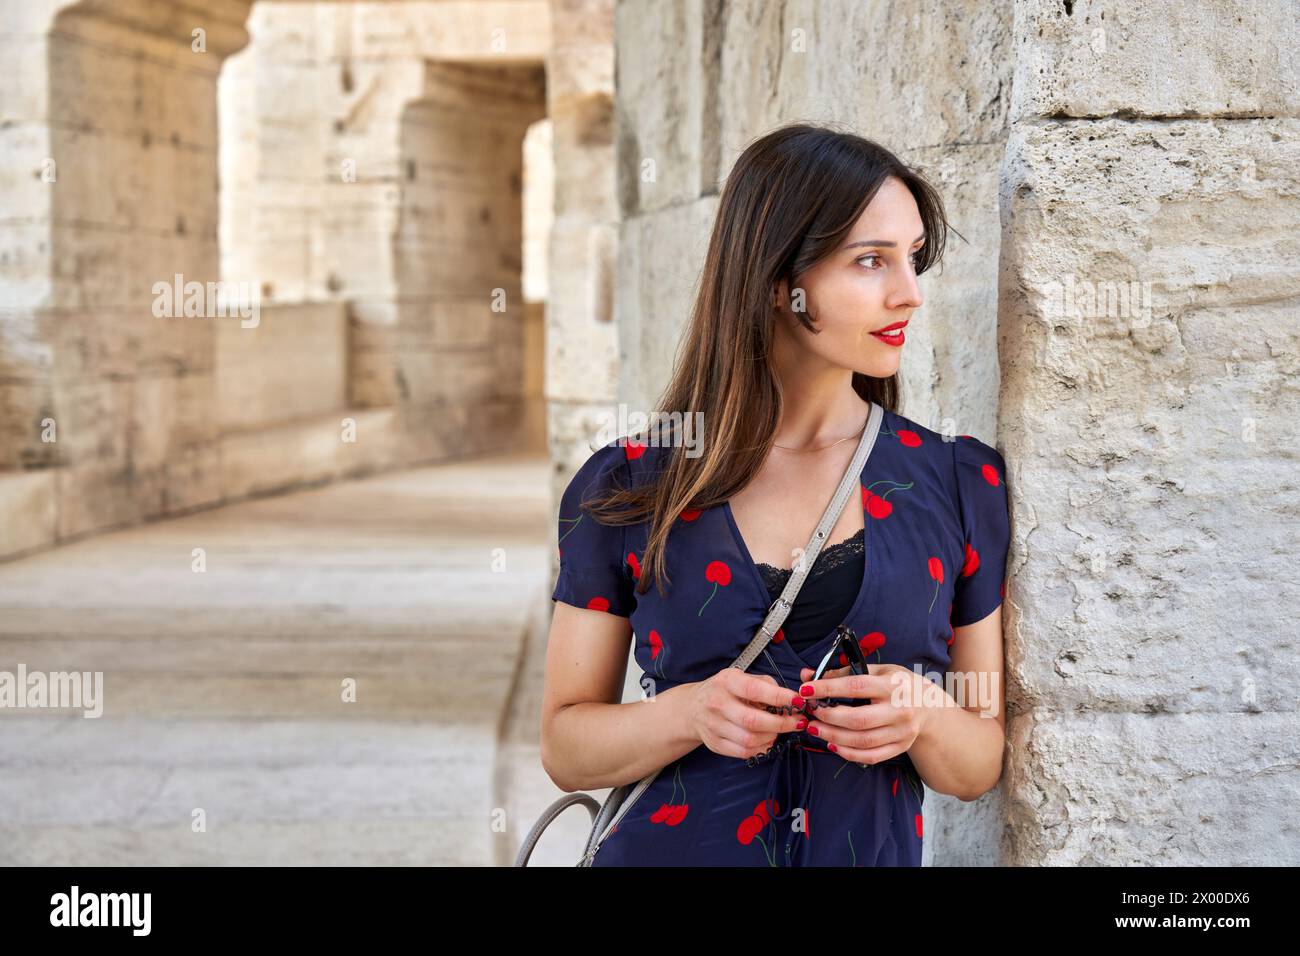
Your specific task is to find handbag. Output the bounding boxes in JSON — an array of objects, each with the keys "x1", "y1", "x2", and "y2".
[{"x1": 514, "y1": 401, "x2": 885, "y2": 866}]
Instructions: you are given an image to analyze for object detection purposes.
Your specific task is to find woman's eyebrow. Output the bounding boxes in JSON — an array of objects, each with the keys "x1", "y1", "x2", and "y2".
[{"x1": 843, "y1": 233, "x2": 926, "y2": 250}]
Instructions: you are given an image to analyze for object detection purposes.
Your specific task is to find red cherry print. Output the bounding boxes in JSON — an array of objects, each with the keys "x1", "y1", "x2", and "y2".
[
  {"x1": 587, "y1": 596, "x2": 611, "y2": 612},
  {"x1": 666, "y1": 804, "x2": 689, "y2": 825},
  {"x1": 897, "y1": 429, "x2": 922, "y2": 448},
  {"x1": 737, "y1": 800, "x2": 780, "y2": 863},
  {"x1": 773, "y1": 627, "x2": 785, "y2": 644},
  {"x1": 754, "y1": 798, "x2": 778, "y2": 825},
  {"x1": 915, "y1": 813, "x2": 923, "y2": 839},
  {"x1": 705, "y1": 560, "x2": 732, "y2": 585},
  {"x1": 651, "y1": 803, "x2": 672, "y2": 823},
  {"x1": 621, "y1": 439, "x2": 646, "y2": 460},
  {"x1": 980, "y1": 463, "x2": 1000, "y2": 486},
  {"x1": 627, "y1": 551, "x2": 641, "y2": 578},
  {"x1": 860, "y1": 631, "x2": 886, "y2": 662},
  {"x1": 960, "y1": 542, "x2": 980, "y2": 577},
  {"x1": 864, "y1": 488, "x2": 892, "y2": 519},
  {"x1": 863, "y1": 479, "x2": 913, "y2": 519},
  {"x1": 648, "y1": 629, "x2": 663, "y2": 660},
  {"x1": 679, "y1": 507, "x2": 702, "y2": 522},
  {"x1": 697, "y1": 560, "x2": 732, "y2": 615},
  {"x1": 892, "y1": 772, "x2": 899, "y2": 798},
  {"x1": 736, "y1": 814, "x2": 764, "y2": 844},
  {"x1": 927, "y1": 556, "x2": 944, "y2": 613}
]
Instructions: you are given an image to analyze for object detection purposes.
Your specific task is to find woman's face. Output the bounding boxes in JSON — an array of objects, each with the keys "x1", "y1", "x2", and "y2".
[{"x1": 775, "y1": 176, "x2": 926, "y2": 379}]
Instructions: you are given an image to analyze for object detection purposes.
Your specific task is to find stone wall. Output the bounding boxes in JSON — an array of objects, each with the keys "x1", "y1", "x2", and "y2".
[
  {"x1": 219, "y1": 2, "x2": 549, "y2": 466},
  {"x1": 998, "y1": 0, "x2": 1299, "y2": 865},
  {"x1": 2, "y1": 0, "x2": 553, "y2": 560},
  {"x1": 0, "y1": 0, "x2": 254, "y2": 556}
]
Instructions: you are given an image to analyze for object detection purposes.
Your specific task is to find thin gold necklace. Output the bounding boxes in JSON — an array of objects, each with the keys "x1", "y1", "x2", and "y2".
[{"x1": 772, "y1": 412, "x2": 869, "y2": 453}]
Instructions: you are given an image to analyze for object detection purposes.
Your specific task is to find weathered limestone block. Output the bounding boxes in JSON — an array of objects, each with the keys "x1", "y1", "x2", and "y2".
[
  {"x1": 546, "y1": 219, "x2": 620, "y2": 403},
  {"x1": 999, "y1": 117, "x2": 1300, "y2": 864},
  {"x1": 902, "y1": 141, "x2": 1008, "y2": 442},
  {"x1": 613, "y1": 0, "x2": 713, "y2": 216},
  {"x1": 720, "y1": 1, "x2": 1003, "y2": 165},
  {"x1": 1011, "y1": 0, "x2": 1300, "y2": 121},
  {"x1": 614, "y1": 195, "x2": 717, "y2": 412},
  {"x1": 1006, "y1": 711, "x2": 1300, "y2": 865},
  {"x1": 0, "y1": 380, "x2": 56, "y2": 469},
  {"x1": 219, "y1": 407, "x2": 398, "y2": 500},
  {"x1": 55, "y1": 459, "x2": 139, "y2": 539},
  {"x1": 215, "y1": 301, "x2": 348, "y2": 432},
  {"x1": 0, "y1": 470, "x2": 58, "y2": 558}
]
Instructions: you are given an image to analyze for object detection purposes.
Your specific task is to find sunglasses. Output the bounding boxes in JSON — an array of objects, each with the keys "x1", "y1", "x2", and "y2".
[{"x1": 808, "y1": 625, "x2": 872, "y2": 707}]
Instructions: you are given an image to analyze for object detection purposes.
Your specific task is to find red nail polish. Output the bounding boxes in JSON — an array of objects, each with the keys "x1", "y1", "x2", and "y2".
[
  {"x1": 828, "y1": 742, "x2": 838, "y2": 753},
  {"x1": 796, "y1": 719, "x2": 807, "y2": 730},
  {"x1": 807, "y1": 725, "x2": 819, "y2": 736},
  {"x1": 790, "y1": 696, "x2": 805, "y2": 708},
  {"x1": 800, "y1": 684, "x2": 814, "y2": 697}
]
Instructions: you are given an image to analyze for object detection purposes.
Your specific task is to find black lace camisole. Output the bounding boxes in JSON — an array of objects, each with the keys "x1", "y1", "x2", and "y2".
[{"x1": 755, "y1": 527, "x2": 865, "y2": 656}]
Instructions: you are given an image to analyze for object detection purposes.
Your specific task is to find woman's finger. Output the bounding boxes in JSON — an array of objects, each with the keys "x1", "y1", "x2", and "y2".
[{"x1": 723, "y1": 699, "x2": 805, "y2": 738}]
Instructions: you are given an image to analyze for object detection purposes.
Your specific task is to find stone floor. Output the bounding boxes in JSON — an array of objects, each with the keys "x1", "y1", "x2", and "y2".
[{"x1": 0, "y1": 451, "x2": 561, "y2": 866}]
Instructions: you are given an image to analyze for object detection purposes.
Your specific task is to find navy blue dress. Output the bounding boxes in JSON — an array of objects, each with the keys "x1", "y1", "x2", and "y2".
[{"x1": 551, "y1": 406, "x2": 1011, "y2": 866}]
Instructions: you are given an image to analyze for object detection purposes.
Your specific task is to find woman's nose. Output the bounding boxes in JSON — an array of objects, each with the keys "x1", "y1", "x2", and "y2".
[{"x1": 890, "y1": 269, "x2": 924, "y2": 309}]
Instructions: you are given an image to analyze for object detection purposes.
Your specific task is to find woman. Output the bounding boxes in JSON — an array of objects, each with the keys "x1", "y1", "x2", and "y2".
[{"x1": 540, "y1": 123, "x2": 1011, "y2": 866}]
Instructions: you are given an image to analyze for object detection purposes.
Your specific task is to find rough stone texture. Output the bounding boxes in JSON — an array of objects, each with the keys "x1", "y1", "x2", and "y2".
[
  {"x1": 995, "y1": 0, "x2": 1300, "y2": 865},
  {"x1": 1010, "y1": 0, "x2": 1300, "y2": 121},
  {"x1": 999, "y1": 116, "x2": 1300, "y2": 865},
  {"x1": 614, "y1": 194, "x2": 718, "y2": 409}
]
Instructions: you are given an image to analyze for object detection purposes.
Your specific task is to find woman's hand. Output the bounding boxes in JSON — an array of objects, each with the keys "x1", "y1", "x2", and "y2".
[
  {"x1": 795, "y1": 663, "x2": 938, "y2": 765},
  {"x1": 685, "y1": 668, "x2": 810, "y2": 761}
]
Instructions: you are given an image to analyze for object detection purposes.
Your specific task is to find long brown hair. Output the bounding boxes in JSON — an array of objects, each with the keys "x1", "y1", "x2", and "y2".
[{"x1": 585, "y1": 122, "x2": 956, "y2": 599}]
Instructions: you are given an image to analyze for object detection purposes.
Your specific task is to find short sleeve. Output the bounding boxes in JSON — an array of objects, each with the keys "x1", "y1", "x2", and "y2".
[
  {"x1": 950, "y1": 435, "x2": 1011, "y2": 628},
  {"x1": 551, "y1": 442, "x2": 637, "y2": 618}
]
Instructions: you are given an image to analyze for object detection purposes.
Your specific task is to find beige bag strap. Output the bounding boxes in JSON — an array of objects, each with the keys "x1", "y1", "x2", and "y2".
[{"x1": 731, "y1": 400, "x2": 883, "y2": 671}]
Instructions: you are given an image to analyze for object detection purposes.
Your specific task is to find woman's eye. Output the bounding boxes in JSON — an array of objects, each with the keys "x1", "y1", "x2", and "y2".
[{"x1": 857, "y1": 251, "x2": 922, "y2": 269}]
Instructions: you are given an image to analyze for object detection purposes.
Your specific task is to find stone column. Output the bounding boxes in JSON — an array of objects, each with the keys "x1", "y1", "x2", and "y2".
[
  {"x1": 545, "y1": 0, "x2": 617, "y2": 490},
  {"x1": 998, "y1": 0, "x2": 1299, "y2": 865},
  {"x1": 0, "y1": 0, "x2": 252, "y2": 556}
]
